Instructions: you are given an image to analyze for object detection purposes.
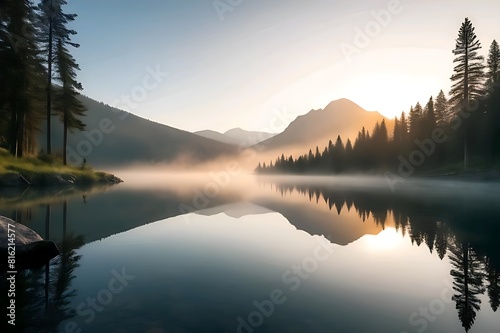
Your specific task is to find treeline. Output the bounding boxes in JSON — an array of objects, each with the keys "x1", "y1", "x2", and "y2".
[
  {"x1": 257, "y1": 18, "x2": 500, "y2": 175},
  {"x1": 0, "y1": 0, "x2": 86, "y2": 164}
]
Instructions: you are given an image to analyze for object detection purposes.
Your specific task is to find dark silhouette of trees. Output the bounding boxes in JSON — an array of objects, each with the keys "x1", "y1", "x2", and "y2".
[
  {"x1": 486, "y1": 40, "x2": 499, "y2": 84},
  {"x1": 409, "y1": 103, "x2": 423, "y2": 140},
  {"x1": 450, "y1": 18, "x2": 486, "y2": 109},
  {"x1": 3, "y1": 201, "x2": 84, "y2": 332},
  {"x1": 257, "y1": 18, "x2": 500, "y2": 177},
  {"x1": 332, "y1": 135, "x2": 345, "y2": 173},
  {"x1": 450, "y1": 18, "x2": 485, "y2": 170},
  {"x1": 485, "y1": 257, "x2": 499, "y2": 312},
  {"x1": 0, "y1": 0, "x2": 85, "y2": 161},
  {"x1": 37, "y1": 0, "x2": 81, "y2": 155},
  {"x1": 449, "y1": 239, "x2": 485, "y2": 332},
  {"x1": 0, "y1": 0, "x2": 45, "y2": 157},
  {"x1": 435, "y1": 90, "x2": 449, "y2": 125},
  {"x1": 260, "y1": 179, "x2": 500, "y2": 331}
]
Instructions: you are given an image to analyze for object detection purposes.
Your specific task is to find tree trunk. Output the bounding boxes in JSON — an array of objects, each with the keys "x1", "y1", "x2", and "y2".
[
  {"x1": 464, "y1": 133, "x2": 468, "y2": 171},
  {"x1": 46, "y1": 2, "x2": 53, "y2": 155},
  {"x1": 16, "y1": 109, "x2": 25, "y2": 158},
  {"x1": 9, "y1": 101, "x2": 17, "y2": 156}
]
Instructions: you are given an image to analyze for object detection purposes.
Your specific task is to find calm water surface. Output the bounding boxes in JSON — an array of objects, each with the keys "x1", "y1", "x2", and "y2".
[{"x1": 1, "y1": 174, "x2": 500, "y2": 333}]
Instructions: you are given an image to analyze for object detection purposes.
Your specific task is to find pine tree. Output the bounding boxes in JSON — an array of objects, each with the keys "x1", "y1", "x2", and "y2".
[
  {"x1": 327, "y1": 139, "x2": 334, "y2": 154},
  {"x1": 487, "y1": 40, "x2": 500, "y2": 85},
  {"x1": 392, "y1": 117, "x2": 400, "y2": 143},
  {"x1": 435, "y1": 90, "x2": 449, "y2": 125},
  {"x1": 345, "y1": 139, "x2": 353, "y2": 154},
  {"x1": 333, "y1": 135, "x2": 345, "y2": 173},
  {"x1": 54, "y1": 39, "x2": 86, "y2": 165},
  {"x1": 450, "y1": 18, "x2": 485, "y2": 110},
  {"x1": 399, "y1": 112, "x2": 408, "y2": 142},
  {"x1": 37, "y1": 0, "x2": 80, "y2": 155},
  {"x1": 448, "y1": 239, "x2": 485, "y2": 332},
  {"x1": 308, "y1": 149, "x2": 314, "y2": 163},
  {"x1": 409, "y1": 104, "x2": 423, "y2": 139},
  {"x1": 256, "y1": 162, "x2": 262, "y2": 173},
  {"x1": 2, "y1": 0, "x2": 45, "y2": 157},
  {"x1": 485, "y1": 257, "x2": 499, "y2": 312},
  {"x1": 423, "y1": 97, "x2": 437, "y2": 135},
  {"x1": 449, "y1": 18, "x2": 485, "y2": 170},
  {"x1": 379, "y1": 120, "x2": 388, "y2": 143},
  {"x1": 335, "y1": 135, "x2": 344, "y2": 152},
  {"x1": 425, "y1": 97, "x2": 436, "y2": 125}
]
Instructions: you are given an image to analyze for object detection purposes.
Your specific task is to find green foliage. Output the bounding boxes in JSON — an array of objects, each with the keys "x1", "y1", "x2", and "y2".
[{"x1": 0, "y1": 152, "x2": 112, "y2": 185}]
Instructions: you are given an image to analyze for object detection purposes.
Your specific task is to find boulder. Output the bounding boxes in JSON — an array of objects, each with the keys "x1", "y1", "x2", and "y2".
[{"x1": 0, "y1": 216, "x2": 60, "y2": 273}]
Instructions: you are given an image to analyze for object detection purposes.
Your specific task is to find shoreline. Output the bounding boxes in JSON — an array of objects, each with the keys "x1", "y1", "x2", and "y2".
[
  {"x1": 0, "y1": 170, "x2": 122, "y2": 187},
  {"x1": 426, "y1": 169, "x2": 500, "y2": 181},
  {"x1": 255, "y1": 169, "x2": 500, "y2": 182},
  {"x1": 0, "y1": 149, "x2": 123, "y2": 188}
]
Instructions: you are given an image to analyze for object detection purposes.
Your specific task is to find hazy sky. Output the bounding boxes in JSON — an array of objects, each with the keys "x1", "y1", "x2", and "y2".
[{"x1": 65, "y1": 0, "x2": 500, "y2": 133}]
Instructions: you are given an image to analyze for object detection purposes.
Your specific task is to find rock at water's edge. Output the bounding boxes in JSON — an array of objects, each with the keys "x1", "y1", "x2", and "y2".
[{"x1": 1, "y1": 216, "x2": 60, "y2": 272}]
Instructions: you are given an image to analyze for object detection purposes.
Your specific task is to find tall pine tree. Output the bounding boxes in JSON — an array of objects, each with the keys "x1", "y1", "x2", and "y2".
[
  {"x1": 449, "y1": 18, "x2": 485, "y2": 170},
  {"x1": 54, "y1": 40, "x2": 86, "y2": 165},
  {"x1": 37, "y1": 0, "x2": 80, "y2": 155},
  {"x1": 2, "y1": 0, "x2": 45, "y2": 157}
]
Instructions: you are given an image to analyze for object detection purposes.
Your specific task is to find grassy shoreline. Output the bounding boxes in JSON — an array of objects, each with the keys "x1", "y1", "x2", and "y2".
[{"x1": 0, "y1": 149, "x2": 122, "y2": 187}]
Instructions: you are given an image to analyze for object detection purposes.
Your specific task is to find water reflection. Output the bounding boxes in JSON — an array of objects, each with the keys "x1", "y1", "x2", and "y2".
[
  {"x1": 259, "y1": 179, "x2": 500, "y2": 331},
  {"x1": 0, "y1": 177, "x2": 499, "y2": 332},
  {"x1": 2, "y1": 200, "x2": 84, "y2": 333}
]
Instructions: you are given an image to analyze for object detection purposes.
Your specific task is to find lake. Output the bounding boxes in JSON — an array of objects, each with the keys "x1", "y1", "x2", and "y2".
[{"x1": 1, "y1": 174, "x2": 500, "y2": 333}]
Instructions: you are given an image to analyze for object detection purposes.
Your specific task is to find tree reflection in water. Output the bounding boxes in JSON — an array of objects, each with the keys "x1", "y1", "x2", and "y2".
[
  {"x1": 2, "y1": 200, "x2": 84, "y2": 333},
  {"x1": 264, "y1": 180, "x2": 500, "y2": 331}
]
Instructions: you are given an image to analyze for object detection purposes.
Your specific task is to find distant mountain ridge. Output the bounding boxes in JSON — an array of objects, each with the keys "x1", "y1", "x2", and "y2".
[
  {"x1": 38, "y1": 95, "x2": 238, "y2": 168},
  {"x1": 38, "y1": 96, "x2": 393, "y2": 169},
  {"x1": 257, "y1": 98, "x2": 393, "y2": 153},
  {"x1": 195, "y1": 128, "x2": 276, "y2": 147}
]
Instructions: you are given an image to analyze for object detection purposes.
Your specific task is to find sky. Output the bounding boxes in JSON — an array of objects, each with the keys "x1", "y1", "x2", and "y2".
[{"x1": 64, "y1": 0, "x2": 500, "y2": 133}]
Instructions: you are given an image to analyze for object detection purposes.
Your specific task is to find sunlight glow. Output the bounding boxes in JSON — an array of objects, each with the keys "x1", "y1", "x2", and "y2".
[{"x1": 363, "y1": 228, "x2": 404, "y2": 251}]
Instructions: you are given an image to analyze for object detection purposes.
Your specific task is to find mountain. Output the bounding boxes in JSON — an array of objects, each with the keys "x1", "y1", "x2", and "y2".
[
  {"x1": 194, "y1": 128, "x2": 276, "y2": 147},
  {"x1": 257, "y1": 98, "x2": 394, "y2": 153},
  {"x1": 223, "y1": 128, "x2": 276, "y2": 147},
  {"x1": 193, "y1": 130, "x2": 238, "y2": 145},
  {"x1": 39, "y1": 95, "x2": 237, "y2": 168}
]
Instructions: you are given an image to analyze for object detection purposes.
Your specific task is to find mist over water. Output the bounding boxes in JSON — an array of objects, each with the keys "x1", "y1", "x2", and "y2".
[{"x1": 2, "y1": 174, "x2": 499, "y2": 333}]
